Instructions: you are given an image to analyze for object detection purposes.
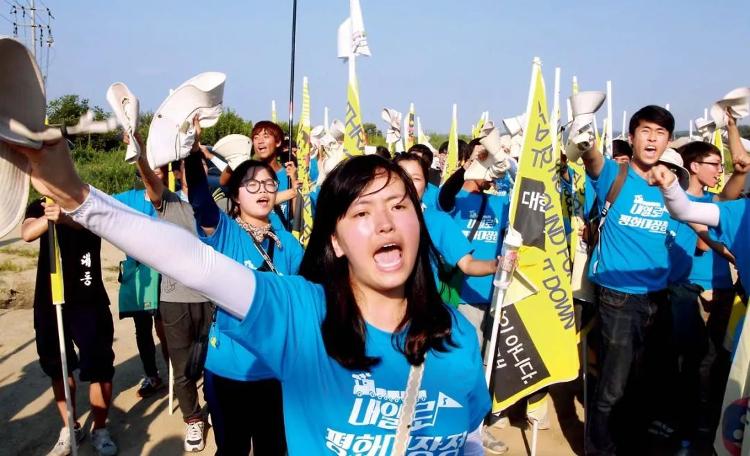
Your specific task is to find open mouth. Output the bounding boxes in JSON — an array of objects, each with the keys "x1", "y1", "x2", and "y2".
[
  {"x1": 256, "y1": 196, "x2": 271, "y2": 206},
  {"x1": 373, "y1": 243, "x2": 403, "y2": 270}
]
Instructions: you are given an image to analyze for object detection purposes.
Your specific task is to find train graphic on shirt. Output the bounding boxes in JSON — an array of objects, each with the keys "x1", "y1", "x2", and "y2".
[{"x1": 352, "y1": 373, "x2": 427, "y2": 402}]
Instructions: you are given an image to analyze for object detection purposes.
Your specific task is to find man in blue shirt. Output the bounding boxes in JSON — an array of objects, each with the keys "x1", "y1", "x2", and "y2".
[
  {"x1": 570, "y1": 105, "x2": 681, "y2": 455},
  {"x1": 669, "y1": 122, "x2": 749, "y2": 443}
]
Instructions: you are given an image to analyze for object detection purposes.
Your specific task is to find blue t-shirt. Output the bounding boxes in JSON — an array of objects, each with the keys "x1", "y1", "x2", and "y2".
[
  {"x1": 588, "y1": 159, "x2": 682, "y2": 294},
  {"x1": 114, "y1": 189, "x2": 157, "y2": 261},
  {"x1": 225, "y1": 272, "x2": 490, "y2": 455},
  {"x1": 494, "y1": 173, "x2": 514, "y2": 198},
  {"x1": 446, "y1": 189, "x2": 510, "y2": 304},
  {"x1": 309, "y1": 157, "x2": 320, "y2": 184},
  {"x1": 667, "y1": 216, "x2": 697, "y2": 285},
  {"x1": 422, "y1": 183, "x2": 440, "y2": 210},
  {"x1": 688, "y1": 194, "x2": 733, "y2": 290},
  {"x1": 423, "y1": 206, "x2": 472, "y2": 285},
  {"x1": 200, "y1": 212, "x2": 304, "y2": 381},
  {"x1": 712, "y1": 198, "x2": 750, "y2": 290},
  {"x1": 113, "y1": 189, "x2": 157, "y2": 218}
]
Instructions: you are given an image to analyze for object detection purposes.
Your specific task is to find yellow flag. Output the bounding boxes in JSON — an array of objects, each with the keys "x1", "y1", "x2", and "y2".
[
  {"x1": 472, "y1": 112, "x2": 486, "y2": 139},
  {"x1": 708, "y1": 129, "x2": 726, "y2": 194},
  {"x1": 440, "y1": 104, "x2": 458, "y2": 184},
  {"x1": 490, "y1": 59, "x2": 579, "y2": 413},
  {"x1": 715, "y1": 297, "x2": 750, "y2": 455},
  {"x1": 294, "y1": 77, "x2": 314, "y2": 246},
  {"x1": 343, "y1": 61, "x2": 366, "y2": 156},
  {"x1": 168, "y1": 162, "x2": 176, "y2": 192},
  {"x1": 404, "y1": 103, "x2": 416, "y2": 150}
]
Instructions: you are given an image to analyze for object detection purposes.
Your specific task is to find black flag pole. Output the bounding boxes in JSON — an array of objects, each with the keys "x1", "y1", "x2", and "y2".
[{"x1": 285, "y1": 0, "x2": 298, "y2": 225}]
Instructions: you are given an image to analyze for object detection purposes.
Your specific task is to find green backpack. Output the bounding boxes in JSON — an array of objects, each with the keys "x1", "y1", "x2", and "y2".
[{"x1": 117, "y1": 258, "x2": 160, "y2": 318}]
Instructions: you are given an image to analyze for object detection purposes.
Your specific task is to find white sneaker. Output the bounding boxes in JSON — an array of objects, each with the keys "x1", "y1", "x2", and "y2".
[
  {"x1": 482, "y1": 427, "x2": 509, "y2": 455},
  {"x1": 184, "y1": 420, "x2": 205, "y2": 452},
  {"x1": 91, "y1": 428, "x2": 118, "y2": 456},
  {"x1": 47, "y1": 425, "x2": 85, "y2": 456}
]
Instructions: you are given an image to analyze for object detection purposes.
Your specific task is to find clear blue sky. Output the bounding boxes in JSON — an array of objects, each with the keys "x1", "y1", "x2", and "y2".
[{"x1": 4, "y1": 0, "x2": 749, "y2": 135}]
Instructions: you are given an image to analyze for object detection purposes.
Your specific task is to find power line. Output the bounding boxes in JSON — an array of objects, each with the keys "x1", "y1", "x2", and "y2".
[{"x1": 0, "y1": 12, "x2": 11, "y2": 23}]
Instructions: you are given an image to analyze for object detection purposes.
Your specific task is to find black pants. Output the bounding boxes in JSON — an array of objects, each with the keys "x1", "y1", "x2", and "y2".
[
  {"x1": 133, "y1": 312, "x2": 160, "y2": 378},
  {"x1": 204, "y1": 370, "x2": 286, "y2": 455},
  {"x1": 159, "y1": 301, "x2": 213, "y2": 421}
]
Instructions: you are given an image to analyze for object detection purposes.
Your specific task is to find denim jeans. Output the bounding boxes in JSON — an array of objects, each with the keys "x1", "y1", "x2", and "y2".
[{"x1": 587, "y1": 286, "x2": 668, "y2": 455}]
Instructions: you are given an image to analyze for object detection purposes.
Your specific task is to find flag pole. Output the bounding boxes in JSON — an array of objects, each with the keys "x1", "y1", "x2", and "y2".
[
  {"x1": 484, "y1": 58, "x2": 539, "y2": 383},
  {"x1": 286, "y1": 0, "x2": 298, "y2": 224},
  {"x1": 551, "y1": 67, "x2": 561, "y2": 156},
  {"x1": 47, "y1": 197, "x2": 77, "y2": 456},
  {"x1": 606, "y1": 81, "x2": 613, "y2": 157},
  {"x1": 622, "y1": 110, "x2": 627, "y2": 140}
]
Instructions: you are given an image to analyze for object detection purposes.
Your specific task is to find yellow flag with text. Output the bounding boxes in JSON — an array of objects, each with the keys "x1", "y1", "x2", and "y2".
[
  {"x1": 708, "y1": 129, "x2": 726, "y2": 194},
  {"x1": 490, "y1": 61, "x2": 579, "y2": 413},
  {"x1": 294, "y1": 77, "x2": 314, "y2": 246},
  {"x1": 440, "y1": 104, "x2": 459, "y2": 184},
  {"x1": 343, "y1": 65, "x2": 366, "y2": 157}
]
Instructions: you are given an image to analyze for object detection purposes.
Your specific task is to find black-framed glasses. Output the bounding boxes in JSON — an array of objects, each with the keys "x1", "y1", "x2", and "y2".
[
  {"x1": 243, "y1": 179, "x2": 279, "y2": 193},
  {"x1": 696, "y1": 161, "x2": 725, "y2": 170}
]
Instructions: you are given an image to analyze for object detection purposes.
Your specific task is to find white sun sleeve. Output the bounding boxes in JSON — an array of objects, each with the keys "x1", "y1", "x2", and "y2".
[
  {"x1": 65, "y1": 186, "x2": 254, "y2": 319},
  {"x1": 661, "y1": 178, "x2": 720, "y2": 227}
]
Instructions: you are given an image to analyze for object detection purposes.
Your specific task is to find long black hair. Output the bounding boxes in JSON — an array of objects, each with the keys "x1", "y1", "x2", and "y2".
[
  {"x1": 299, "y1": 155, "x2": 455, "y2": 371},
  {"x1": 225, "y1": 159, "x2": 278, "y2": 217}
]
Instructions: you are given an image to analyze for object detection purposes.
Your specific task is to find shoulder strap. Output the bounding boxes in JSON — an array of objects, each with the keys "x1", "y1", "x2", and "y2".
[
  {"x1": 600, "y1": 162, "x2": 629, "y2": 219},
  {"x1": 273, "y1": 205, "x2": 292, "y2": 232},
  {"x1": 251, "y1": 237, "x2": 279, "y2": 275},
  {"x1": 392, "y1": 363, "x2": 425, "y2": 456},
  {"x1": 466, "y1": 193, "x2": 489, "y2": 243}
]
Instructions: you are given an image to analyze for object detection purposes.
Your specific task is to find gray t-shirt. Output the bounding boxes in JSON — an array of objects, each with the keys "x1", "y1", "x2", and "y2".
[{"x1": 157, "y1": 189, "x2": 208, "y2": 303}]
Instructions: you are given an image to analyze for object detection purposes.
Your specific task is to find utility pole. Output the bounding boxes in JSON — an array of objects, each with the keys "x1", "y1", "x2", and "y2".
[{"x1": 30, "y1": 0, "x2": 36, "y2": 57}]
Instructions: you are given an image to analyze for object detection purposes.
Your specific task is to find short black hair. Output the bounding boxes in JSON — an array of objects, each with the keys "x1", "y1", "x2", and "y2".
[
  {"x1": 374, "y1": 145, "x2": 391, "y2": 159},
  {"x1": 408, "y1": 143, "x2": 433, "y2": 165},
  {"x1": 629, "y1": 105, "x2": 675, "y2": 137},
  {"x1": 393, "y1": 151, "x2": 430, "y2": 183},
  {"x1": 678, "y1": 141, "x2": 721, "y2": 172},
  {"x1": 457, "y1": 140, "x2": 470, "y2": 162},
  {"x1": 438, "y1": 141, "x2": 449, "y2": 154},
  {"x1": 612, "y1": 139, "x2": 633, "y2": 159}
]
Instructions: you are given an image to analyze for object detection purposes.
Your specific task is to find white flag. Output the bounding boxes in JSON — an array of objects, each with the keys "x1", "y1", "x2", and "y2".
[{"x1": 337, "y1": 0, "x2": 371, "y2": 59}]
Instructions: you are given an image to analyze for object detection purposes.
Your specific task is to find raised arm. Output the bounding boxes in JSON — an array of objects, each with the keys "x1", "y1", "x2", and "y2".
[
  {"x1": 649, "y1": 164, "x2": 720, "y2": 227},
  {"x1": 185, "y1": 152, "x2": 221, "y2": 235},
  {"x1": 438, "y1": 167, "x2": 466, "y2": 212},
  {"x1": 718, "y1": 114, "x2": 750, "y2": 201},
  {"x1": 10, "y1": 138, "x2": 255, "y2": 319},
  {"x1": 130, "y1": 134, "x2": 166, "y2": 209},
  {"x1": 581, "y1": 146, "x2": 605, "y2": 179}
]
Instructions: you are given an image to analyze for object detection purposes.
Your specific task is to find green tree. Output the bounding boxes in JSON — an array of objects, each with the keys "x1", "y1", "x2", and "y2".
[
  {"x1": 199, "y1": 109, "x2": 253, "y2": 145},
  {"x1": 363, "y1": 122, "x2": 382, "y2": 139},
  {"x1": 47, "y1": 94, "x2": 121, "y2": 152}
]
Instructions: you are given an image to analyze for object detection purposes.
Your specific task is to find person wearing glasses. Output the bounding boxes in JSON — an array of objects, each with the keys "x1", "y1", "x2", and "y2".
[
  {"x1": 184, "y1": 134, "x2": 304, "y2": 454},
  {"x1": 665, "y1": 113, "x2": 750, "y2": 446}
]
